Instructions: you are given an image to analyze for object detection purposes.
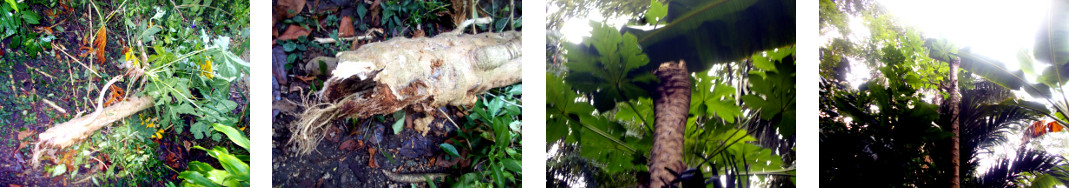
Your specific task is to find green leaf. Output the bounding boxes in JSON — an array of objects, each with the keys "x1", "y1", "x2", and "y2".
[
  {"x1": 645, "y1": 0, "x2": 668, "y2": 24},
  {"x1": 440, "y1": 143, "x2": 460, "y2": 158},
  {"x1": 624, "y1": 0, "x2": 794, "y2": 71},
  {"x1": 191, "y1": 121, "x2": 211, "y2": 139},
  {"x1": 501, "y1": 159, "x2": 522, "y2": 173},
  {"x1": 51, "y1": 164, "x2": 66, "y2": 177},
  {"x1": 179, "y1": 171, "x2": 223, "y2": 187},
  {"x1": 212, "y1": 123, "x2": 249, "y2": 151},
  {"x1": 21, "y1": 11, "x2": 40, "y2": 25},
  {"x1": 1036, "y1": 0, "x2": 1069, "y2": 67},
  {"x1": 5, "y1": 0, "x2": 17, "y2": 13},
  {"x1": 392, "y1": 111, "x2": 405, "y2": 134},
  {"x1": 1019, "y1": 48, "x2": 1036, "y2": 77},
  {"x1": 187, "y1": 161, "x2": 215, "y2": 173}
]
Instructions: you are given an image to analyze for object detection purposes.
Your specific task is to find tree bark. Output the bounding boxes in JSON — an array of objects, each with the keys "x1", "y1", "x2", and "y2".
[
  {"x1": 649, "y1": 60, "x2": 690, "y2": 188},
  {"x1": 948, "y1": 56, "x2": 961, "y2": 188}
]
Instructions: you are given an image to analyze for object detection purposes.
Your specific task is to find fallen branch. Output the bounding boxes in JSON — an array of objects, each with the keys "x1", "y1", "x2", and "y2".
[
  {"x1": 382, "y1": 169, "x2": 449, "y2": 183},
  {"x1": 314, "y1": 28, "x2": 383, "y2": 44},
  {"x1": 290, "y1": 31, "x2": 521, "y2": 155},
  {"x1": 32, "y1": 76, "x2": 153, "y2": 167}
]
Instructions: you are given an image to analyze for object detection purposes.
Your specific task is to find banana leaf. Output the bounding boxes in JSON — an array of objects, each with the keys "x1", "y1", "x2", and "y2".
[{"x1": 622, "y1": 0, "x2": 795, "y2": 72}]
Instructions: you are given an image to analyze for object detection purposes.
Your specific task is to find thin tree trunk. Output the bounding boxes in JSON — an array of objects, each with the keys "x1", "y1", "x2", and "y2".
[
  {"x1": 948, "y1": 56, "x2": 961, "y2": 188},
  {"x1": 650, "y1": 60, "x2": 690, "y2": 188}
]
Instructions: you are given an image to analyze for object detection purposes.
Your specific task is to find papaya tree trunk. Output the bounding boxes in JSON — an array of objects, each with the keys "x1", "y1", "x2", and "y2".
[
  {"x1": 650, "y1": 60, "x2": 690, "y2": 188},
  {"x1": 948, "y1": 56, "x2": 961, "y2": 188}
]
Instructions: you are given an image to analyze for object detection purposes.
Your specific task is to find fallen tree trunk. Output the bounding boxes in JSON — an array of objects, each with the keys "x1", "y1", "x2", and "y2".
[
  {"x1": 32, "y1": 77, "x2": 154, "y2": 167},
  {"x1": 290, "y1": 31, "x2": 521, "y2": 155}
]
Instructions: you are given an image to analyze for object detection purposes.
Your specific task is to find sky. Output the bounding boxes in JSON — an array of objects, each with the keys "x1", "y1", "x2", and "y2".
[
  {"x1": 879, "y1": 0, "x2": 1049, "y2": 71},
  {"x1": 838, "y1": 0, "x2": 1054, "y2": 95}
]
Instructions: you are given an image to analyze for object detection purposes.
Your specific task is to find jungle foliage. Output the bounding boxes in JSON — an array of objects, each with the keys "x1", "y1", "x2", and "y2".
[
  {"x1": 547, "y1": 0, "x2": 796, "y2": 186},
  {"x1": 820, "y1": 0, "x2": 1069, "y2": 186}
]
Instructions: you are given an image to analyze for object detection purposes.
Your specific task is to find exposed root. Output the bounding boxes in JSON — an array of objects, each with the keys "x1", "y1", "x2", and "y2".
[
  {"x1": 289, "y1": 31, "x2": 522, "y2": 155},
  {"x1": 32, "y1": 76, "x2": 154, "y2": 167},
  {"x1": 382, "y1": 169, "x2": 449, "y2": 183}
]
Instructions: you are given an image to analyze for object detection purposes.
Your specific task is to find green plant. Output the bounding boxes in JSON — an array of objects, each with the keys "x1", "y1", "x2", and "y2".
[
  {"x1": 178, "y1": 123, "x2": 250, "y2": 187},
  {"x1": 444, "y1": 83, "x2": 522, "y2": 187},
  {"x1": 0, "y1": 0, "x2": 50, "y2": 57}
]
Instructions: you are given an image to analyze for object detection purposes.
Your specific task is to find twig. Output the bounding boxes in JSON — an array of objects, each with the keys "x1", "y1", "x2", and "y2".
[
  {"x1": 53, "y1": 43, "x2": 102, "y2": 77},
  {"x1": 449, "y1": 17, "x2": 492, "y2": 35},
  {"x1": 29, "y1": 67, "x2": 56, "y2": 81},
  {"x1": 313, "y1": 35, "x2": 375, "y2": 44},
  {"x1": 438, "y1": 108, "x2": 462, "y2": 131},
  {"x1": 41, "y1": 98, "x2": 67, "y2": 114},
  {"x1": 314, "y1": 28, "x2": 383, "y2": 44}
]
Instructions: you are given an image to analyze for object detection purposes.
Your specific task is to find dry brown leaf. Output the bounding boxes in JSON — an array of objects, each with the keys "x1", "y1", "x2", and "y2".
[
  {"x1": 368, "y1": 148, "x2": 378, "y2": 168},
  {"x1": 277, "y1": 25, "x2": 310, "y2": 41},
  {"x1": 338, "y1": 16, "x2": 355, "y2": 38},
  {"x1": 370, "y1": 0, "x2": 381, "y2": 26},
  {"x1": 276, "y1": 0, "x2": 306, "y2": 19},
  {"x1": 412, "y1": 29, "x2": 425, "y2": 38},
  {"x1": 16, "y1": 130, "x2": 37, "y2": 151},
  {"x1": 93, "y1": 27, "x2": 107, "y2": 64},
  {"x1": 340, "y1": 139, "x2": 357, "y2": 151}
]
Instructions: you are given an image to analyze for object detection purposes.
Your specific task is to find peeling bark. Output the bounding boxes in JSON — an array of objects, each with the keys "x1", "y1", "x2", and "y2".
[
  {"x1": 290, "y1": 31, "x2": 522, "y2": 155},
  {"x1": 32, "y1": 95, "x2": 153, "y2": 167},
  {"x1": 650, "y1": 60, "x2": 689, "y2": 188}
]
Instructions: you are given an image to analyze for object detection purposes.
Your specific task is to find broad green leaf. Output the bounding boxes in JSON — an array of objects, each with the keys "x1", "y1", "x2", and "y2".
[
  {"x1": 440, "y1": 143, "x2": 460, "y2": 158},
  {"x1": 706, "y1": 83, "x2": 741, "y2": 123},
  {"x1": 187, "y1": 161, "x2": 215, "y2": 173},
  {"x1": 645, "y1": 0, "x2": 668, "y2": 24},
  {"x1": 21, "y1": 11, "x2": 40, "y2": 25},
  {"x1": 212, "y1": 123, "x2": 249, "y2": 151},
  {"x1": 51, "y1": 164, "x2": 66, "y2": 177},
  {"x1": 4, "y1": 0, "x2": 16, "y2": 13},
  {"x1": 624, "y1": 0, "x2": 794, "y2": 71},
  {"x1": 392, "y1": 111, "x2": 405, "y2": 134},
  {"x1": 564, "y1": 22, "x2": 654, "y2": 111},
  {"x1": 501, "y1": 159, "x2": 522, "y2": 173},
  {"x1": 179, "y1": 171, "x2": 223, "y2": 187},
  {"x1": 1036, "y1": 0, "x2": 1069, "y2": 67},
  {"x1": 1019, "y1": 48, "x2": 1036, "y2": 77}
]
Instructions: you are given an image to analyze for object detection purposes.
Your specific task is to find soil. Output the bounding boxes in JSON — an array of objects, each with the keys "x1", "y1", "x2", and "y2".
[
  {"x1": 0, "y1": 1, "x2": 250, "y2": 186},
  {"x1": 272, "y1": 107, "x2": 464, "y2": 187}
]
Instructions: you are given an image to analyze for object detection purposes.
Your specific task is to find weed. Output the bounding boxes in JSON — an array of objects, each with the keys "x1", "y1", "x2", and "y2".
[{"x1": 443, "y1": 83, "x2": 522, "y2": 187}]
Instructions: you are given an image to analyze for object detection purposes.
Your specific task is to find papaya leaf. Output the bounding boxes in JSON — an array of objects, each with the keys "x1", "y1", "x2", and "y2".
[
  {"x1": 645, "y1": 0, "x2": 668, "y2": 24},
  {"x1": 564, "y1": 22, "x2": 655, "y2": 111}
]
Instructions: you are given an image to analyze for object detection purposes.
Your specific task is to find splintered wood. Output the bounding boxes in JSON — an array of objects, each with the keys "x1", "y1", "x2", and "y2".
[{"x1": 289, "y1": 31, "x2": 521, "y2": 155}]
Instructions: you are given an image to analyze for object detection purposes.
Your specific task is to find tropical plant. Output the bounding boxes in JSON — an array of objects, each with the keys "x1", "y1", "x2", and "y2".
[
  {"x1": 819, "y1": 0, "x2": 1069, "y2": 186},
  {"x1": 177, "y1": 123, "x2": 250, "y2": 187},
  {"x1": 444, "y1": 83, "x2": 522, "y2": 187}
]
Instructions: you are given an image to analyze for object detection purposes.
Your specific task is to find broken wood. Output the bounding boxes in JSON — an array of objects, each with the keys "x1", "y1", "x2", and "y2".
[
  {"x1": 289, "y1": 30, "x2": 521, "y2": 155},
  {"x1": 32, "y1": 77, "x2": 153, "y2": 167}
]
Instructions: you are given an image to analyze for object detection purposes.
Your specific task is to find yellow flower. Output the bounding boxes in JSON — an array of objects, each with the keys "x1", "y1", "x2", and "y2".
[
  {"x1": 240, "y1": 126, "x2": 246, "y2": 131},
  {"x1": 200, "y1": 59, "x2": 214, "y2": 79},
  {"x1": 146, "y1": 122, "x2": 155, "y2": 128},
  {"x1": 124, "y1": 48, "x2": 139, "y2": 66}
]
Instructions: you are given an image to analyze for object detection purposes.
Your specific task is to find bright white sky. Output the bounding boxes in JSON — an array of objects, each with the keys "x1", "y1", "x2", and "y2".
[
  {"x1": 839, "y1": 0, "x2": 1052, "y2": 89},
  {"x1": 879, "y1": 0, "x2": 1049, "y2": 71},
  {"x1": 548, "y1": 5, "x2": 638, "y2": 44}
]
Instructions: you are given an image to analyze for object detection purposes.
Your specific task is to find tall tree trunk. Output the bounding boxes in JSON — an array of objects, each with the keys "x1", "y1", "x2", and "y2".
[
  {"x1": 948, "y1": 57, "x2": 961, "y2": 188},
  {"x1": 650, "y1": 60, "x2": 690, "y2": 188}
]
